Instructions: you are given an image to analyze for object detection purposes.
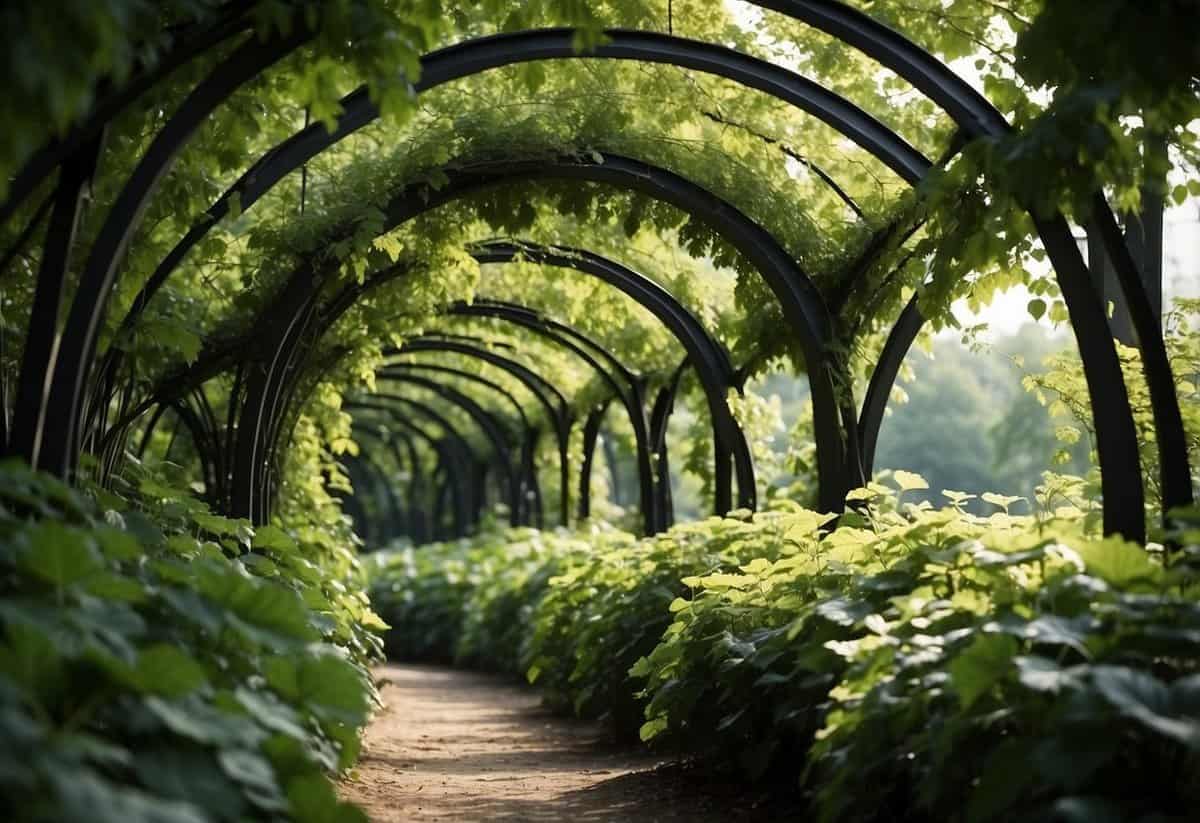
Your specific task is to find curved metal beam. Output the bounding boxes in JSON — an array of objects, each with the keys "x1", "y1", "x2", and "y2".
[
  {"x1": 343, "y1": 451, "x2": 406, "y2": 544},
  {"x1": 390, "y1": 338, "x2": 571, "y2": 427},
  {"x1": 374, "y1": 376, "x2": 522, "y2": 526},
  {"x1": 470, "y1": 239, "x2": 755, "y2": 513},
  {"x1": 442, "y1": 299, "x2": 661, "y2": 533},
  {"x1": 381, "y1": 361, "x2": 556, "y2": 526},
  {"x1": 115, "y1": 24, "x2": 931, "y2": 343},
  {"x1": 771, "y1": 0, "x2": 1180, "y2": 539},
  {"x1": 351, "y1": 421, "x2": 447, "y2": 542},
  {"x1": 578, "y1": 400, "x2": 613, "y2": 520},
  {"x1": 356, "y1": 392, "x2": 510, "y2": 528},
  {"x1": 26, "y1": 26, "x2": 312, "y2": 477},
  {"x1": 858, "y1": 294, "x2": 924, "y2": 474},
  {"x1": 349, "y1": 410, "x2": 472, "y2": 536}
]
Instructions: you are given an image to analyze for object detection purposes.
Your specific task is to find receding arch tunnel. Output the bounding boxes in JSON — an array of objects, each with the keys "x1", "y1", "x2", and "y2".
[{"x1": 3, "y1": 0, "x2": 1189, "y2": 545}]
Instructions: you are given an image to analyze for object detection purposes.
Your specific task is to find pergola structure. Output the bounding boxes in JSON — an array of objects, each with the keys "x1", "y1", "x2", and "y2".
[{"x1": 2, "y1": 0, "x2": 1190, "y2": 544}]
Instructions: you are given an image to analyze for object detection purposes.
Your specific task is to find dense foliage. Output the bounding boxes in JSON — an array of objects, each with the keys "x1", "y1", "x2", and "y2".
[
  {"x1": 371, "y1": 476, "x2": 1200, "y2": 821},
  {"x1": 0, "y1": 462, "x2": 384, "y2": 822},
  {"x1": 1, "y1": 0, "x2": 1197, "y2": 820}
]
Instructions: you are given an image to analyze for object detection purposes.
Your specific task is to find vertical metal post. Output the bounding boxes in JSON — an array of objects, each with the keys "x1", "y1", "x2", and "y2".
[{"x1": 9, "y1": 135, "x2": 104, "y2": 468}]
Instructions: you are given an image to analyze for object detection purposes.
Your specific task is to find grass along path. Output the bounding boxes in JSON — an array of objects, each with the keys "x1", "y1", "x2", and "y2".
[{"x1": 340, "y1": 664, "x2": 775, "y2": 821}]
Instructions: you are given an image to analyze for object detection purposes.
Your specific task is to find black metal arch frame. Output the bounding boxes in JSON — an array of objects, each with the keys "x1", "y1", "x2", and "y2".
[
  {"x1": 388, "y1": 338, "x2": 574, "y2": 524},
  {"x1": 468, "y1": 239, "x2": 755, "y2": 515},
  {"x1": 389, "y1": 338, "x2": 627, "y2": 531},
  {"x1": 341, "y1": 450, "x2": 406, "y2": 545},
  {"x1": 356, "y1": 423, "x2": 430, "y2": 543},
  {"x1": 349, "y1": 419, "x2": 461, "y2": 540},
  {"x1": 370, "y1": 389, "x2": 517, "y2": 528},
  {"x1": 372, "y1": 375, "x2": 524, "y2": 526},
  {"x1": 2, "y1": 1, "x2": 1186, "y2": 543},
  {"x1": 440, "y1": 298, "x2": 663, "y2": 534},
  {"x1": 224, "y1": 151, "x2": 852, "y2": 528},
  {"x1": 380, "y1": 362, "x2": 549, "y2": 527},
  {"x1": 348, "y1": 404, "x2": 477, "y2": 536}
]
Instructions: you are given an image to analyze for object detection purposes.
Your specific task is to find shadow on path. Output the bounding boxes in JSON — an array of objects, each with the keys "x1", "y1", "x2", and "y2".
[{"x1": 339, "y1": 664, "x2": 785, "y2": 821}]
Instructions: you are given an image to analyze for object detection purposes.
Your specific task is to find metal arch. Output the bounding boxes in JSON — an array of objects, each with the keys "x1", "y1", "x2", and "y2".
[
  {"x1": 0, "y1": 5, "x2": 257, "y2": 225},
  {"x1": 382, "y1": 362, "x2": 533, "y2": 435},
  {"x1": 9, "y1": 0, "x2": 1173, "y2": 541},
  {"x1": 240, "y1": 151, "x2": 850, "y2": 516},
  {"x1": 381, "y1": 362, "x2": 553, "y2": 527},
  {"x1": 1088, "y1": 202, "x2": 1193, "y2": 524},
  {"x1": 348, "y1": 424, "x2": 425, "y2": 543},
  {"x1": 460, "y1": 299, "x2": 648, "y2": 395},
  {"x1": 351, "y1": 420, "x2": 452, "y2": 541},
  {"x1": 350, "y1": 418, "x2": 450, "y2": 536},
  {"x1": 342, "y1": 451, "x2": 406, "y2": 544},
  {"x1": 355, "y1": 393, "x2": 504, "y2": 528},
  {"x1": 369, "y1": 424, "x2": 430, "y2": 544},
  {"x1": 349, "y1": 409, "x2": 473, "y2": 536},
  {"x1": 470, "y1": 239, "x2": 756, "y2": 514},
  {"x1": 858, "y1": 294, "x2": 924, "y2": 474},
  {"x1": 25, "y1": 26, "x2": 313, "y2": 478},
  {"x1": 389, "y1": 338, "x2": 572, "y2": 428},
  {"x1": 771, "y1": 0, "x2": 1188, "y2": 538},
  {"x1": 91, "y1": 26, "x2": 923, "y2": 516},
  {"x1": 114, "y1": 24, "x2": 934, "y2": 345},
  {"x1": 388, "y1": 340, "x2": 575, "y2": 525},
  {"x1": 442, "y1": 299, "x2": 662, "y2": 534},
  {"x1": 233, "y1": 290, "x2": 320, "y2": 521},
  {"x1": 9, "y1": 135, "x2": 105, "y2": 468},
  {"x1": 135, "y1": 403, "x2": 174, "y2": 459},
  {"x1": 374, "y1": 376, "x2": 522, "y2": 526},
  {"x1": 578, "y1": 400, "x2": 613, "y2": 520},
  {"x1": 649, "y1": 360, "x2": 690, "y2": 530}
]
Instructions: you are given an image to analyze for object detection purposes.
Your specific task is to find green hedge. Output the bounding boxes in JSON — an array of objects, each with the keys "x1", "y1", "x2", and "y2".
[
  {"x1": 370, "y1": 478, "x2": 1200, "y2": 822},
  {"x1": 0, "y1": 461, "x2": 384, "y2": 823}
]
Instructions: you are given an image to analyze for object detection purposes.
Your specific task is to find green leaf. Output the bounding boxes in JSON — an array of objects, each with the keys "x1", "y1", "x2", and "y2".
[
  {"x1": 1090, "y1": 665, "x2": 1200, "y2": 747},
  {"x1": 134, "y1": 747, "x2": 246, "y2": 820},
  {"x1": 287, "y1": 774, "x2": 367, "y2": 823},
  {"x1": 1076, "y1": 537, "x2": 1162, "y2": 588},
  {"x1": 18, "y1": 522, "x2": 103, "y2": 585},
  {"x1": 639, "y1": 716, "x2": 668, "y2": 741},
  {"x1": 966, "y1": 739, "x2": 1036, "y2": 823},
  {"x1": 83, "y1": 573, "x2": 149, "y2": 603},
  {"x1": 1014, "y1": 655, "x2": 1078, "y2": 694},
  {"x1": 219, "y1": 748, "x2": 288, "y2": 812},
  {"x1": 50, "y1": 771, "x2": 209, "y2": 823},
  {"x1": 0, "y1": 623, "x2": 63, "y2": 698},
  {"x1": 891, "y1": 470, "x2": 929, "y2": 492},
  {"x1": 94, "y1": 526, "x2": 142, "y2": 561},
  {"x1": 131, "y1": 645, "x2": 208, "y2": 697},
  {"x1": 253, "y1": 525, "x2": 297, "y2": 553},
  {"x1": 295, "y1": 654, "x2": 370, "y2": 725},
  {"x1": 1027, "y1": 298, "x2": 1047, "y2": 320},
  {"x1": 950, "y1": 634, "x2": 1018, "y2": 709}
]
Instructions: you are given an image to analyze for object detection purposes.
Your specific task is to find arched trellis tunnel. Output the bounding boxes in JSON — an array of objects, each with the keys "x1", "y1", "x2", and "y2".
[
  {"x1": 4, "y1": 4, "x2": 1200, "y2": 821},
  {"x1": 0, "y1": 0, "x2": 1190, "y2": 548}
]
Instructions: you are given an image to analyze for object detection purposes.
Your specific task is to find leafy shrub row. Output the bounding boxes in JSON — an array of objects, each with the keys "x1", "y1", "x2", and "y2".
[
  {"x1": 0, "y1": 461, "x2": 385, "y2": 823},
  {"x1": 370, "y1": 477, "x2": 1200, "y2": 822}
]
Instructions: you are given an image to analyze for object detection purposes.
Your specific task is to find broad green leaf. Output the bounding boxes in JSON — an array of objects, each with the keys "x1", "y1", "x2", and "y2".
[
  {"x1": 891, "y1": 470, "x2": 929, "y2": 492},
  {"x1": 118, "y1": 646, "x2": 208, "y2": 697},
  {"x1": 1076, "y1": 537, "x2": 1162, "y2": 588},
  {"x1": 950, "y1": 634, "x2": 1018, "y2": 709},
  {"x1": 253, "y1": 525, "x2": 297, "y2": 553},
  {"x1": 18, "y1": 522, "x2": 103, "y2": 586}
]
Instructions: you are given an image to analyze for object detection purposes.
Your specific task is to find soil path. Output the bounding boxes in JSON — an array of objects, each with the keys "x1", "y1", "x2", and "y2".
[{"x1": 340, "y1": 663, "x2": 766, "y2": 821}]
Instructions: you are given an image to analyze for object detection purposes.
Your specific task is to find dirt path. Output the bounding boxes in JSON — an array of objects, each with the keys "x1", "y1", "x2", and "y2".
[{"x1": 340, "y1": 664, "x2": 767, "y2": 821}]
